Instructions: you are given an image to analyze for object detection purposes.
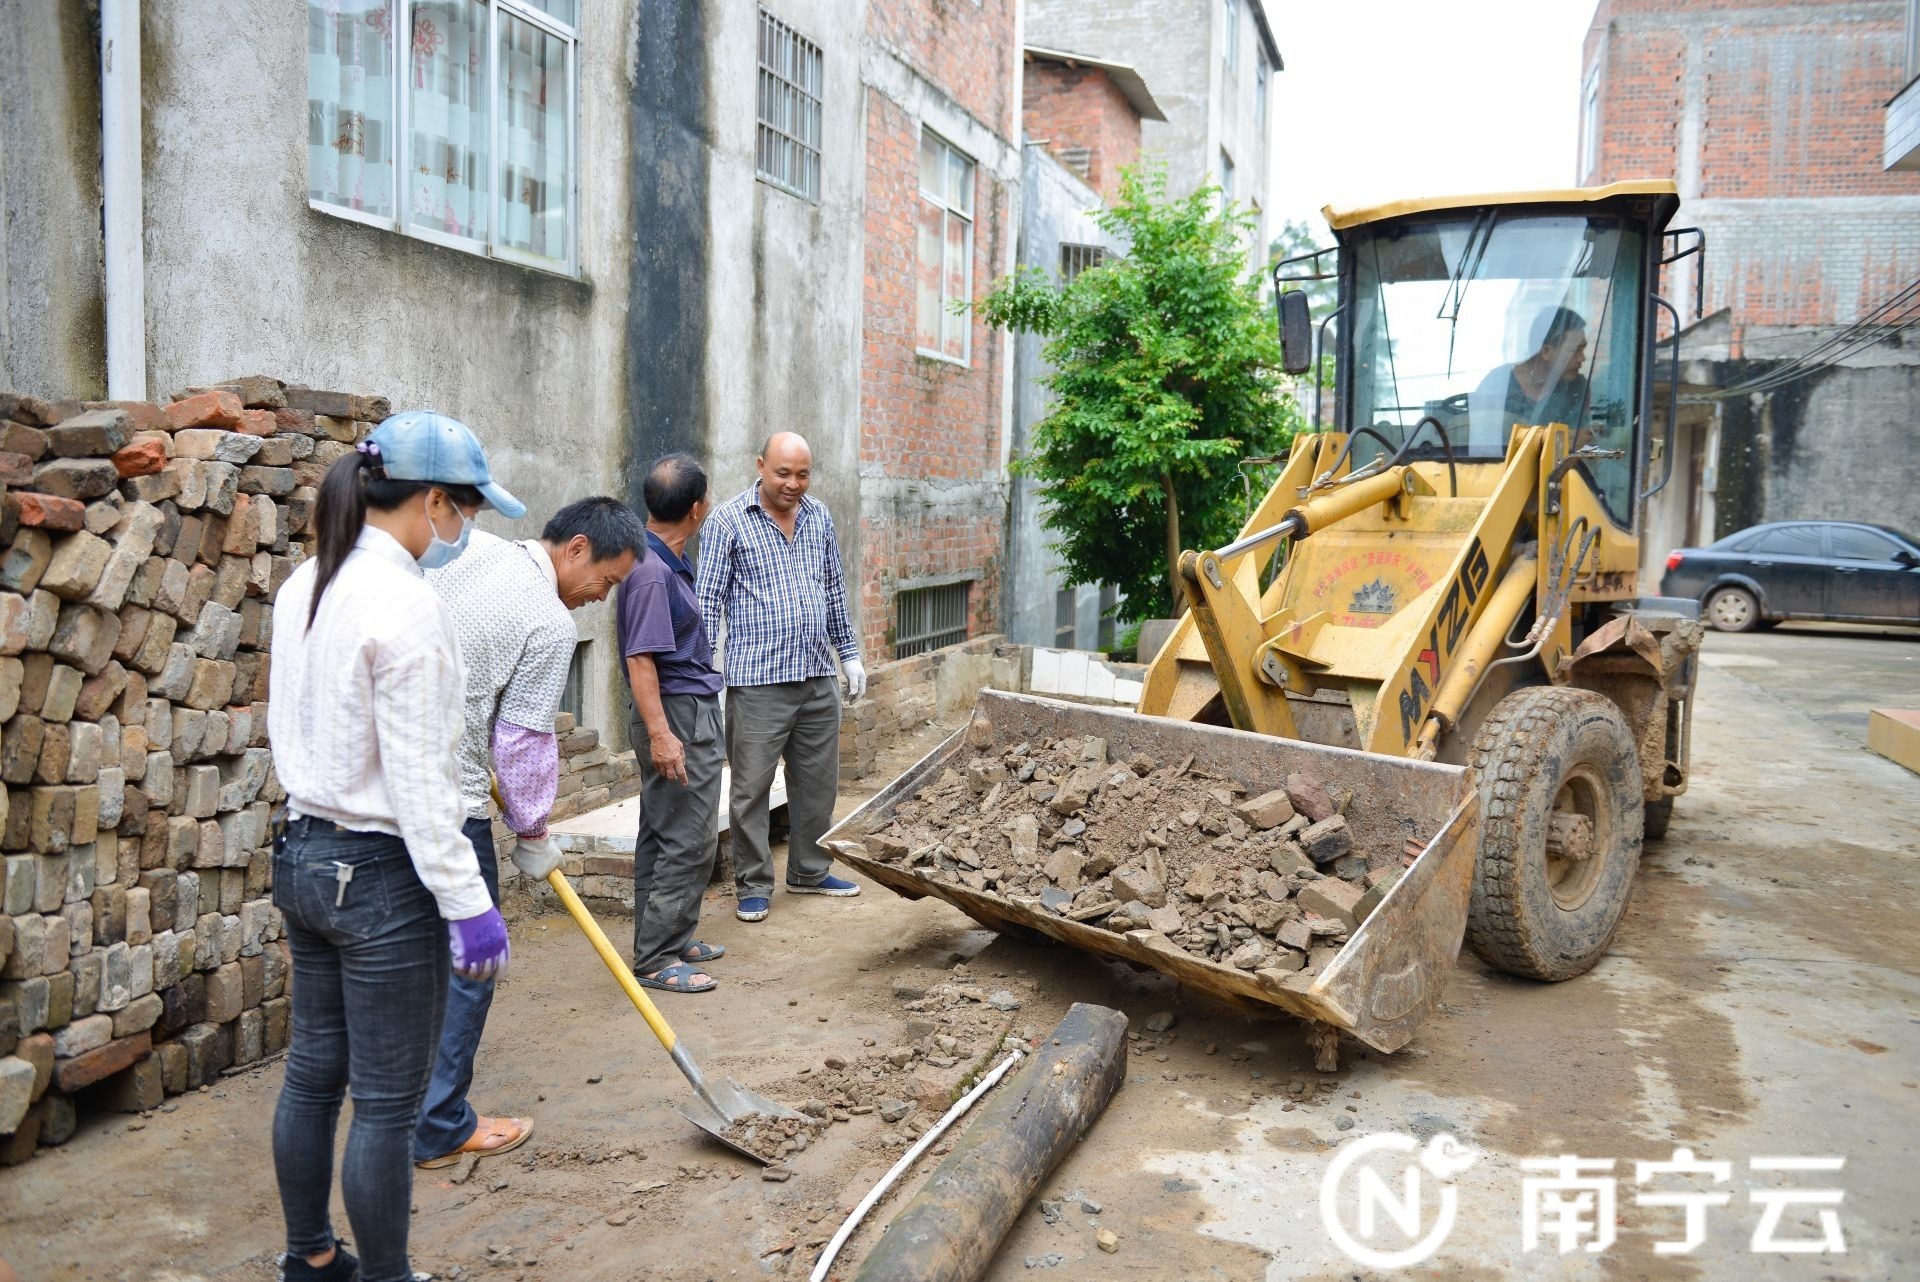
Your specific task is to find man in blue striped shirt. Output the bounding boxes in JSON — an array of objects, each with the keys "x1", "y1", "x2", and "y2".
[{"x1": 697, "y1": 432, "x2": 867, "y2": 922}]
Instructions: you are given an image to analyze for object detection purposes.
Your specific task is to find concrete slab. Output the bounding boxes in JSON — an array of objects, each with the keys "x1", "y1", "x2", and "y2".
[{"x1": 546, "y1": 763, "x2": 786, "y2": 854}]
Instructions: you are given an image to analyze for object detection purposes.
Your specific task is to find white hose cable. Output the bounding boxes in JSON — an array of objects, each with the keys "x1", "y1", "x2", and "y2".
[{"x1": 809, "y1": 1048, "x2": 1027, "y2": 1282}]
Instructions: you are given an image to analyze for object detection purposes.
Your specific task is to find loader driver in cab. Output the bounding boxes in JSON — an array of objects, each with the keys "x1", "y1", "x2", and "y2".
[{"x1": 1470, "y1": 304, "x2": 1591, "y2": 448}]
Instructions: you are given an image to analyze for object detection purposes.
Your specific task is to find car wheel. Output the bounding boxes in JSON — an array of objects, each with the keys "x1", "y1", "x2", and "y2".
[{"x1": 1705, "y1": 585, "x2": 1760, "y2": 632}]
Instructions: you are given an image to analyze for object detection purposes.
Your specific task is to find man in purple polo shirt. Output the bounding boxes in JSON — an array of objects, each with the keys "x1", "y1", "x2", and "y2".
[{"x1": 617, "y1": 454, "x2": 729, "y2": 993}]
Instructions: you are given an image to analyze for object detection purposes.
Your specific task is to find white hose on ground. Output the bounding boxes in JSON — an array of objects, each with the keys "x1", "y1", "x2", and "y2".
[{"x1": 808, "y1": 1048, "x2": 1026, "y2": 1282}]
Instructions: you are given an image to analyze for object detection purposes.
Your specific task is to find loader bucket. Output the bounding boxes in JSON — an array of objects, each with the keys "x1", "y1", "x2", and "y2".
[{"x1": 822, "y1": 691, "x2": 1480, "y2": 1053}]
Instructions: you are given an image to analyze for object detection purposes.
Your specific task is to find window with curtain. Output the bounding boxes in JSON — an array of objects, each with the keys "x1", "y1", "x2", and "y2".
[
  {"x1": 1222, "y1": 0, "x2": 1239, "y2": 82},
  {"x1": 916, "y1": 131, "x2": 974, "y2": 363},
  {"x1": 307, "y1": 0, "x2": 576, "y2": 274}
]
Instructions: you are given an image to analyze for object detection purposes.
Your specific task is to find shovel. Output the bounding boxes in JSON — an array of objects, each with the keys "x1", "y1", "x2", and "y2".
[{"x1": 542, "y1": 868, "x2": 806, "y2": 1163}]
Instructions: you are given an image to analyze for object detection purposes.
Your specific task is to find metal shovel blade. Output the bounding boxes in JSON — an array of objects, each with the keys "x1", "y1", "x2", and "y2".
[{"x1": 679, "y1": 1076, "x2": 810, "y2": 1166}]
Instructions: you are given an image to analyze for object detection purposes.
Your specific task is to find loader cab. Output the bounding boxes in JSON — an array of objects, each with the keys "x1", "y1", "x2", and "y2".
[{"x1": 1278, "y1": 182, "x2": 1680, "y2": 531}]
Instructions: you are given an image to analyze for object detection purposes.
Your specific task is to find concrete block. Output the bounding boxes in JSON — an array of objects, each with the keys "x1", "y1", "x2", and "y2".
[
  {"x1": 263, "y1": 995, "x2": 290, "y2": 1054},
  {"x1": 149, "y1": 929, "x2": 181, "y2": 991},
  {"x1": 233, "y1": 1007, "x2": 265, "y2": 1065},
  {"x1": 127, "y1": 943, "x2": 152, "y2": 1000},
  {"x1": 59, "y1": 900, "x2": 90, "y2": 955},
  {"x1": 0, "y1": 915, "x2": 48, "y2": 979},
  {"x1": 1297, "y1": 878, "x2": 1364, "y2": 932},
  {"x1": 109, "y1": 991, "x2": 161, "y2": 1038},
  {"x1": 16, "y1": 1031, "x2": 53, "y2": 1101},
  {"x1": 52, "y1": 1029, "x2": 149, "y2": 1093},
  {"x1": 0, "y1": 976, "x2": 49, "y2": 1034},
  {"x1": 96, "y1": 940, "x2": 133, "y2": 1011},
  {"x1": 68, "y1": 950, "x2": 100, "y2": 1019},
  {"x1": 125, "y1": 886, "x2": 151, "y2": 945},
  {"x1": 0, "y1": 1056, "x2": 33, "y2": 1133},
  {"x1": 50, "y1": 1012, "x2": 111, "y2": 1057},
  {"x1": 156, "y1": 1040, "x2": 187, "y2": 1095},
  {"x1": 1235, "y1": 788, "x2": 1296, "y2": 831},
  {"x1": 0, "y1": 531, "x2": 52, "y2": 595},
  {"x1": 178, "y1": 1021, "x2": 231, "y2": 1088}
]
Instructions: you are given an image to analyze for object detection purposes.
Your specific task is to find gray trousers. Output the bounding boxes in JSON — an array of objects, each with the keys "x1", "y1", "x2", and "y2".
[
  {"x1": 726, "y1": 676, "x2": 841, "y2": 897},
  {"x1": 630, "y1": 693, "x2": 725, "y2": 976}
]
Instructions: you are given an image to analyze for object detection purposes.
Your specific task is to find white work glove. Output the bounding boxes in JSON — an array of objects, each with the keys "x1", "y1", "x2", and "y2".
[
  {"x1": 510, "y1": 834, "x2": 563, "y2": 881},
  {"x1": 843, "y1": 658, "x2": 867, "y2": 703}
]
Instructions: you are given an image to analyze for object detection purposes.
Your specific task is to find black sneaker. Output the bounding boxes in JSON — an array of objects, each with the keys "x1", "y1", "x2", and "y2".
[{"x1": 282, "y1": 1241, "x2": 358, "y2": 1282}]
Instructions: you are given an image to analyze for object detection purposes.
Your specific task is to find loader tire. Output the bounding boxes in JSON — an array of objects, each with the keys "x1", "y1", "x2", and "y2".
[{"x1": 1465, "y1": 686, "x2": 1644, "y2": 981}]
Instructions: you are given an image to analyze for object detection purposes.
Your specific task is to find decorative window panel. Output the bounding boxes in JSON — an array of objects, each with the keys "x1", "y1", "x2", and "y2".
[
  {"x1": 307, "y1": 0, "x2": 577, "y2": 275},
  {"x1": 757, "y1": 10, "x2": 823, "y2": 202}
]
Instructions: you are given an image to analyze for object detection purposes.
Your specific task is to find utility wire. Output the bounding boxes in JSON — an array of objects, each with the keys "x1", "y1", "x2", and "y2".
[{"x1": 1681, "y1": 276, "x2": 1920, "y2": 401}]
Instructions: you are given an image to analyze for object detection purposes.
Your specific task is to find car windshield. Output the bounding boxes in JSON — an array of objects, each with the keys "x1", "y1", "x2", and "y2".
[{"x1": 1343, "y1": 210, "x2": 1644, "y2": 520}]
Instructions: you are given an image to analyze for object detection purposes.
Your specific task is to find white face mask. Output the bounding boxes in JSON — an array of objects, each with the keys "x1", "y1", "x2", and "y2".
[{"x1": 417, "y1": 495, "x2": 474, "y2": 570}]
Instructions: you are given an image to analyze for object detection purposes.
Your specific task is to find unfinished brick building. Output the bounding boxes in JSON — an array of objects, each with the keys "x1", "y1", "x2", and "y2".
[{"x1": 1580, "y1": 0, "x2": 1920, "y2": 567}]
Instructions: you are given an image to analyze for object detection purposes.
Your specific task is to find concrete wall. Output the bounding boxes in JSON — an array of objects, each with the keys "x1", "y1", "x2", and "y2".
[
  {"x1": 1005, "y1": 147, "x2": 1126, "y2": 650},
  {"x1": 1025, "y1": 0, "x2": 1275, "y2": 262},
  {"x1": 676, "y1": 0, "x2": 868, "y2": 682},
  {"x1": 0, "y1": 0, "x2": 107, "y2": 400},
  {"x1": 1646, "y1": 317, "x2": 1920, "y2": 576}
]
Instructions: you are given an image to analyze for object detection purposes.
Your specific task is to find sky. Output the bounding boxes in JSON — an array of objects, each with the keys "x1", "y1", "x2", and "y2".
[{"x1": 1264, "y1": 0, "x2": 1602, "y2": 240}]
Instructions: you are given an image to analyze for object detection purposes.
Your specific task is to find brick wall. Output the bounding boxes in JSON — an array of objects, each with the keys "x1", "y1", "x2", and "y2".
[
  {"x1": 839, "y1": 634, "x2": 1020, "y2": 778},
  {"x1": 859, "y1": 0, "x2": 1019, "y2": 661},
  {"x1": 1022, "y1": 59, "x2": 1142, "y2": 203},
  {"x1": 1584, "y1": 0, "x2": 1920, "y2": 327}
]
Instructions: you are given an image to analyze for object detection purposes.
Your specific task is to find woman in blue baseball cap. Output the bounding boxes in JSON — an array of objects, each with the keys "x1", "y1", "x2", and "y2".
[{"x1": 266, "y1": 410, "x2": 523, "y2": 1282}]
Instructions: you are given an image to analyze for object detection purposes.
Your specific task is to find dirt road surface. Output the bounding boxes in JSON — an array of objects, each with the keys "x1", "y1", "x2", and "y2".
[{"x1": 4, "y1": 626, "x2": 1916, "y2": 1281}]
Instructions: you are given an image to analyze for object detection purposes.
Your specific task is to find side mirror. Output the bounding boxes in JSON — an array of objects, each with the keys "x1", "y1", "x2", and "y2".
[
  {"x1": 1277, "y1": 290, "x2": 1313, "y2": 375},
  {"x1": 1895, "y1": 548, "x2": 1920, "y2": 568}
]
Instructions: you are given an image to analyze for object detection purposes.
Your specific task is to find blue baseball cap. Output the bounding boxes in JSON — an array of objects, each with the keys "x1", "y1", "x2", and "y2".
[{"x1": 366, "y1": 410, "x2": 525, "y2": 519}]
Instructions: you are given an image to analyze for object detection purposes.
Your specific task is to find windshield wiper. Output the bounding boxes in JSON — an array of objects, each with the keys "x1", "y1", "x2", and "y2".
[{"x1": 1437, "y1": 210, "x2": 1498, "y2": 376}]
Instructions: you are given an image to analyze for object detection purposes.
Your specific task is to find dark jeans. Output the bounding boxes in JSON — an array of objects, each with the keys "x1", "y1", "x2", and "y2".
[
  {"x1": 271, "y1": 818, "x2": 448, "y2": 1282},
  {"x1": 631, "y1": 694, "x2": 724, "y2": 975},
  {"x1": 726, "y1": 677, "x2": 841, "y2": 897},
  {"x1": 411, "y1": 817, "x2": 500, "y2": 1162}
]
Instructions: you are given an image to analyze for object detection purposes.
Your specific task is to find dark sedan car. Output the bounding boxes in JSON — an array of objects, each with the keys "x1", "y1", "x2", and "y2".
[{"x1": 1660, "y1": 521, "x2": 1920, "y2": 631}]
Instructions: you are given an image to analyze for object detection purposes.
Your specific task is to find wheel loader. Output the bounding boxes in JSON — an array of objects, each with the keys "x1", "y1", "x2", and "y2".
[{"x1": 824, "y1": 181, "x2": 1704, "y2": 1061}]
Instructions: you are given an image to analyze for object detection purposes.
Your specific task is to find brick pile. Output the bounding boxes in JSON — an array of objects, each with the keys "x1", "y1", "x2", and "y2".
[{"x1": 0, "y1": 377, "x2": 385, "y2": 1164}]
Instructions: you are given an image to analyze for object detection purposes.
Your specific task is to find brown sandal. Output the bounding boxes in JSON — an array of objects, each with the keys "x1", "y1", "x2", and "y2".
[{"x1": 416, "y1": 1115, "x2": 535, "y2": 1169}]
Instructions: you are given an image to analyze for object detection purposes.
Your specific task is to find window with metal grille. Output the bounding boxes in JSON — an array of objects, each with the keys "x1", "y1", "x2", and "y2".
[
  {"x1": 1054, "y1": 588, "x2": 1077, "y2": 647},
  {"x1": 1059, "y1": 243, "x2": 1106, "y2": 283},
  {"x1": 560, "y1": 639, "x2": 590, "y2": 727},
  {"x1": 756, "y1": 10, "x2": 822, "y2": 202},
  {"x1": 1097, "y1": 584, "x2": 1118, "y2": 650},
  {"x1": 895, "y1": 581, "x2": 970, "y2": 658}
]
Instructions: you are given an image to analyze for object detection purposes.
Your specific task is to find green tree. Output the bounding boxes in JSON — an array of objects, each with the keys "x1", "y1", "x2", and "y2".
[{"x1": 979, "y1": 167, "x2": 1301, "y2": 620}]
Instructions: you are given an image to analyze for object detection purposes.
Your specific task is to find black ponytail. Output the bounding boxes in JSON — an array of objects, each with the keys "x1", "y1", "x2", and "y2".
[{"x1": 306, "y1": 452, "x2": 485, "y2": 627}]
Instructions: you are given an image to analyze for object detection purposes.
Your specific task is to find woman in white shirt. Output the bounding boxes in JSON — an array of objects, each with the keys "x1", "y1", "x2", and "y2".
[{"x1": 267, "y1": 411, "x2": 521, "y2": 1282}]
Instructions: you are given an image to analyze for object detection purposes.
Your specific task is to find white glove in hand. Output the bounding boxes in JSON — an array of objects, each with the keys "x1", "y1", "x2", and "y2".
[
  {"x1": 510, "y1": 834, "x2": 564, "y2": 881},
  {"x1": 843, "y1": 658, "x2": 867, "y2": 703}
]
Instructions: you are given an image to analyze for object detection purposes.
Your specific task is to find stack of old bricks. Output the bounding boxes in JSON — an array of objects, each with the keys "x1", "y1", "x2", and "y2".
[{"x1": 0, "y1": 377, "x2": 384, "y2": 1164}]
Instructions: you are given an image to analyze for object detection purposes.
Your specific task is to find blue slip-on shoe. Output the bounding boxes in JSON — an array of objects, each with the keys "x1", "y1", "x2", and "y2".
[
  {"x1": 785, "y1": 875, "x2": 861, "y2": 897},
  {"x1": 735, "y1": 896, "x2": 771, "y2": 922}
]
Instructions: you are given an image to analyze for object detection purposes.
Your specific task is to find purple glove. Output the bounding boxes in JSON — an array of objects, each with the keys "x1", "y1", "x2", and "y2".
[{"x1": 448, "y1": 907, "x2": 510, "y2": 981}]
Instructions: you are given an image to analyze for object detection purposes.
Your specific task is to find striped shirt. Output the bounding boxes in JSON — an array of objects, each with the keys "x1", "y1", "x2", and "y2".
[
  {"x1": 695, "y1": 484, "x2": 859, "y2": 688},
  {"x1": 426, "y1": 529, "x2": 576, "y2": 827},
  {"x1": 267, "y1": 526, "x2": 491, "y2": 921}
]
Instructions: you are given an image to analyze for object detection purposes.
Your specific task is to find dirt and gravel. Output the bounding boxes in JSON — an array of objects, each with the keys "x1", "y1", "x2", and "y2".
[
  {"x1": 4, "y1": 629, "x2": 1919, "y2": 1279},
  {"x1": 844, "y1": 726, "x2": 1411, "y2": 980}
]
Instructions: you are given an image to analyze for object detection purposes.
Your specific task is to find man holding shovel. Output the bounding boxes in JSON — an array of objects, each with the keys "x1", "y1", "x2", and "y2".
[{"x1": 411, "y1": 497, "x2": 645, "y2": 1170}]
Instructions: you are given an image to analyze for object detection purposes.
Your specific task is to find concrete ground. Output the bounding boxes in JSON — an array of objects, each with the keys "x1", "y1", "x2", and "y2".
[{"x1": 3, "y1": 626, "x2": 1916, "y2": 1281}]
